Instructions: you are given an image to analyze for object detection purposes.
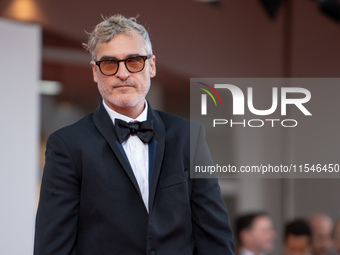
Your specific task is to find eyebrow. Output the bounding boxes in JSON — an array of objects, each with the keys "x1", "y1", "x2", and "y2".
[{"x1": 98, "y1": 54, "x2": 145, "y2": 61}]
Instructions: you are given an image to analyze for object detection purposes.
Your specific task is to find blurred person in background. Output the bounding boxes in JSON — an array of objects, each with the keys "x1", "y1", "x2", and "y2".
[
  {"x1": 332, "y1": 220, "x2": 340, "y2": 255},
  {"x1": 236, "y1": 212, "x2": 276, "y2": 255},
  {"x1": 283, "y1": 219, "x2": 312, "y2": 255},
  {"x1": 308, "y1": 213, "x2": 333, "y2": 255}
]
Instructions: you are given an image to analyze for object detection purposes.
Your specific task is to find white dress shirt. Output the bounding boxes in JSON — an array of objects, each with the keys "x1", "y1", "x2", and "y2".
[{"x1": 103, "y1": 100, "x2": 150, "y2": 212}]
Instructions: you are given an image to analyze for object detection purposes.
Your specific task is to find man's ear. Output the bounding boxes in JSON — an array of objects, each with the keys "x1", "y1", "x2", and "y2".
[
  {"x1": 149, "y1": 55, "x2": 156, "y2": 78},
  {"x1": 90, "y1": 61, "x2": 98, "y2": 83}
]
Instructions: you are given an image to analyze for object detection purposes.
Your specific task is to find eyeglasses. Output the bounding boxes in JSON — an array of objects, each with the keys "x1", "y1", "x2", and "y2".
[{"x1": 95, "y1": 55, "x2": 150, "y2": 76}]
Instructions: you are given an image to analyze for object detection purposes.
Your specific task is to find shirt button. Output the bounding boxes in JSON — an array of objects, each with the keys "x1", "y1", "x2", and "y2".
[
  {"x1": 142, "y1": 178, "x2": 145, "y2": 183},
  {"x1": 133, "y1": 143, "x2": 137, "y2": 148}
]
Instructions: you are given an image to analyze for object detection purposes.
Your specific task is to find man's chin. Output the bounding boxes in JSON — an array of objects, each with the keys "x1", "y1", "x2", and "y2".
[{"x1": 105, "y1": 97, "x2": 144, "y2": 109}]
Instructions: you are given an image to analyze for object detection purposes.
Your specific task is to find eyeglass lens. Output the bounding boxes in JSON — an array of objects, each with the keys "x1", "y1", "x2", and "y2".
[{"x1": 98, "y1": 56, "x2": 147, "y2": 75}]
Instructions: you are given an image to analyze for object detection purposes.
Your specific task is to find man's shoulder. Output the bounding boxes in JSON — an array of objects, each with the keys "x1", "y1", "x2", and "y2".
[
  {"x1": 155, "y1": 110, "x2": 189, "y2": 125},
  {"x1": 155, "y1": 110, "x2": 202, "y2": 137},
  {"x1": 154, "y1": 109, "x2": 201, "y2": 133},
  {"x1": 50, "y1": 112, "x2": 96, "y2": 140}
]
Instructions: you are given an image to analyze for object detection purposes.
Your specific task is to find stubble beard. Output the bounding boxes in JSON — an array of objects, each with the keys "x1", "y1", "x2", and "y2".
[{"x1": 98, "y1": 82, "x2": 150, "y2": 109}]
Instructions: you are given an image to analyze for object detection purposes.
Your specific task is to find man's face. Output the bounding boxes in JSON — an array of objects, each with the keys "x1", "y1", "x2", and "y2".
[
  {"x1": 246, "y1": 216, "x2": 276, "y2": 254},
  {"x1": 91, "y1": 30, "x2": 156, "y2": 113},
  {"x1": 284, "y1": 235, "x2": 311, "y2": 255}
]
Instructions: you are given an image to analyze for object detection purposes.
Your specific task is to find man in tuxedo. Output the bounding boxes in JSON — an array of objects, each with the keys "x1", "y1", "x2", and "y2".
[{"x1": 34, "y1": 14, "x2": 235, "y2": 255}]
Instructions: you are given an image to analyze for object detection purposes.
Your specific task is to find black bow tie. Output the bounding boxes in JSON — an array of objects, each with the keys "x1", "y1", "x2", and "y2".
[{"x1": 114, "y1": 118, "x2": 154, "y2": 144}]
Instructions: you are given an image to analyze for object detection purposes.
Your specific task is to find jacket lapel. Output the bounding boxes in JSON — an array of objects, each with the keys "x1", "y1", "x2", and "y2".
[
  {"x1": 147, "y1": 106, "x2": 165, "y2": 212},
  {"x1": 92, "y1": 101, "x2": 166, "y2": 213},
  {"x1": 92, "y1": 102, "x2": 143, "y2": 202}
]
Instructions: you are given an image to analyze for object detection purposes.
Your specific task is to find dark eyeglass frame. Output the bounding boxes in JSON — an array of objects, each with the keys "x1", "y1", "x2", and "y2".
[{"x1": 94, "y1": 55, "x2": 151, "y2": 76}]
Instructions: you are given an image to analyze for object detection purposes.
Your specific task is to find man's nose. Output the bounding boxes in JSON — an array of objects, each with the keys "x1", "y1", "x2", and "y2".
[{"x1": 116, "y1": 61, "x2": 130, "y2": 80}]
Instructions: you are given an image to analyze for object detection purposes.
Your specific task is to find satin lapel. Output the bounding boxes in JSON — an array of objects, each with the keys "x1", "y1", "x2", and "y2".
[
  {"x1": 92, "y1": 102, "x2": 143, "y2": 202},
  {"x1": 148, "y1": 139, "x2": 157, "y2": 184},
  {"x1": 147, "y1": 106, "x2": 165, "y2": 212}
]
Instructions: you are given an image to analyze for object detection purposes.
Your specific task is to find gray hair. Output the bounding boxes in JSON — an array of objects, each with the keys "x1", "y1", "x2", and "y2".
[{"x1": 83, "y1": 14, "x2": 153, "y2": 60}]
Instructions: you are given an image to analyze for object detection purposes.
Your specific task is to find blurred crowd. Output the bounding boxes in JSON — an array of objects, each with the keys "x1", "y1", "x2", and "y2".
[{"x1": 235, "y1": 212, "x2": 340, "y2": 255}]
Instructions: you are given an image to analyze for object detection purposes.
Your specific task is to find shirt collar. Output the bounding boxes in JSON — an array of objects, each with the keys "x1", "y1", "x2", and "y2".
[{"x1": 102, "y1": 99, "x2": 148, "y2": 125}]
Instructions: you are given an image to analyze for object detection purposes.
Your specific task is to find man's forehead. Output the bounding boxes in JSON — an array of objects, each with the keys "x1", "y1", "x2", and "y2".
[
  {"x1": 254, "y1": 215, "x2": 270, "y2": 223},
  {"x1": 287, "y1": 234, "x2": 309, "y2": 241},
  {"x1": 251, "y1": 216, "x2": 272, "y2": 228},
  {"x1": 98, "y1": 53, "x2": 144, "y2": 61}
]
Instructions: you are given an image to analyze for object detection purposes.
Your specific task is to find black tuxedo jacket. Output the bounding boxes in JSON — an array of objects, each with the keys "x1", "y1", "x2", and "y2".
[{"x1": 34, "y1": 102, "x2": 235, "y2": 255}]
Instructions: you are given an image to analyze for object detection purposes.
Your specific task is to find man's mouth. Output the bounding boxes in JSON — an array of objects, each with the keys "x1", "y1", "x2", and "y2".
[{"x1": 113, "y1": 84, "x2": 134, "y2": 89}]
